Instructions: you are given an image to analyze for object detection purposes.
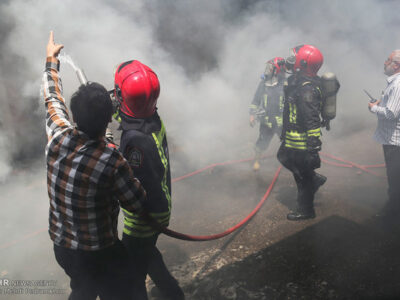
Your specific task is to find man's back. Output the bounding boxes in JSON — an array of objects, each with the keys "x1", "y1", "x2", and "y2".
[
  {"x1": 43, "y1": 56, "x2": 145, "y2": 251},
  {"x1": 47, "y1": 127, "x2": 132, "y2": 250}
]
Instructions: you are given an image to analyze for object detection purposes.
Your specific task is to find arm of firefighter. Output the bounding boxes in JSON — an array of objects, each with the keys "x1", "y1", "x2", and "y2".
[
  {"x1": 112, "y1": 157, "x2": 146, "y2": 215},
  {"x1": 249, "y1": 80, "x2": 264, "y2": 115},
  {"x1": 298, "y1": 86, "x2": 322, "y2": 152},
  {"x1": 42, "y1": 32, "x2": 72, "y2": 141},
  {"x1": 122, "y1": 135, "x2": 166, "y2": 213},
  {"x1": 370, "y1": 86, "x2": 400, "y2": 120}
]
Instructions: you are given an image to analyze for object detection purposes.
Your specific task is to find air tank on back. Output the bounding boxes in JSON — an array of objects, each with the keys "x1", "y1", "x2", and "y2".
[{"x1": 320, "y1": 72, "x2": 340, "y2": 122}]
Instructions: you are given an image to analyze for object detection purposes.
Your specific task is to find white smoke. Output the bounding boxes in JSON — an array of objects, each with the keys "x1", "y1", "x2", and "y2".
[
  {"x1": 0, "y1": 1, "x2": 400, "y2": 298},
  {"x1": 0, "y1": 0, "x2": 399, "y2": 171}
]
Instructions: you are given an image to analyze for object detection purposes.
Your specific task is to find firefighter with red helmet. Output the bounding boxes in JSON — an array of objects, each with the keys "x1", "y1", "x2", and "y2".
[
  {"x1": 249, "y1": 57, "x2": 286, "y2": 170},
  {"x1": 277, "y1": 45, "x2": 327, "y2": 221},
  {"x1": 113, "y1": 60, "x2": 184, "y2": 299}
]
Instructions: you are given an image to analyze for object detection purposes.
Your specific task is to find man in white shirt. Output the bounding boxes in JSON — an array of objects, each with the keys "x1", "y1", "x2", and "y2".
[{"x1": 369, "y1": 50, "x2": 400, "y2": 217}]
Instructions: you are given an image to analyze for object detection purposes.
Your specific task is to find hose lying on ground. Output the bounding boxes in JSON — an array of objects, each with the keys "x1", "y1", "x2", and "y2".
[{"x1": 0, "y1": 152, "x2": 386, "y2": 249}]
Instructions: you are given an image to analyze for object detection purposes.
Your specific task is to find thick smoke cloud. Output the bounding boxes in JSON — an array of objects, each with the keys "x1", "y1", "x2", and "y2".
[
  {"x1": 0, "y1": 0, "x2": 399, "y2": 177},
  {"x1": 0, "y1": 3, "x2": 45, "y2": 181}
]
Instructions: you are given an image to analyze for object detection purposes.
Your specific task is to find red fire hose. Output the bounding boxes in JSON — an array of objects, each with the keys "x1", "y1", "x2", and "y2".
[
  {"x1": 0, "y1": 153, "x2": 386, "y2": 250},
  {"x1": 158, "y1": 166, "x2": 282, "y2": 241},
  {"x1": 320, "y1": 152, "x2": 386, "y2": 178}
]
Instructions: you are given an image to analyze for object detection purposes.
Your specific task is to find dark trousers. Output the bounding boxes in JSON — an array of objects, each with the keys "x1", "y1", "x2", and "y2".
[
  {"x1": 277, "y1": 144, "x2": 321, "y2": 212},
  {"x1": 53, "y1": 241, "x2": 132, "y2": 300},
  {"x1": 383, "y1": 144, "x2": 400, "y2": 207},
  {"x1": 122, "y1": 233, "x2": 184, "y2": 300},
  {"x1": 255, "y1": 124, "x2": 281, "y2": 154}
]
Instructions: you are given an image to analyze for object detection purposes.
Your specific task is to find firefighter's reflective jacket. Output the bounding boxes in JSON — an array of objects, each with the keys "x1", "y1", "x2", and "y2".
[
  {"x1": 119, "y1": 111, "x2": 171, "y2": 238},
  {"x1": 281, "y1": 74, "x2": 323, "y2": 151},
  {"x1": 249, "y1": 77, "x2": 284, "y2": 128}
]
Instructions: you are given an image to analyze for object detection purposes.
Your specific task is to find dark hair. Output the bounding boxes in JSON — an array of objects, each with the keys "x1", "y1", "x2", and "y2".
[{"x1": 70, "y1": 82, "x2": 113, "y2": 139}]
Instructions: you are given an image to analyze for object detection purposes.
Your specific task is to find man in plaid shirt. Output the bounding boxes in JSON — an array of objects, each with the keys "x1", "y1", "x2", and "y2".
[{"x1": 43, "y1": 31, "x2": 146, "y2": 300}]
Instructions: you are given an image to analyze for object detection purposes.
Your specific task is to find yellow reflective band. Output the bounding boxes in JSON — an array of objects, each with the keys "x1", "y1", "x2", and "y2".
[
  {"x1": 285, "y1": 143, "x2": 307, "y2": 150},
  {"x1": 249, "y1": 104, "x2": 258, "y2": 109},
  {"x1": 123, "y1": 212, "x2": 170, "y2": 238},
  {"x1": 152, "y1": 121, "x2": 172, "y2": 212},
  {"x1": 123, "y1": 213, "x2": 170, "y2": 226},
  {"x1": 122, "y1": 208, "x2": 136, "y2": 217},
  {"x1": 276, "y1": 116, "x2": 283, "y2": 127},
  {"x1": 124, "y1": 222, "x2": 152, "y2": 231},
  {"x1": 264, "y1": 94, "x2": 268, "y2": 109},
  {"x1": 285, "y1": 140, "x2": 307, "y2": 146},
  {"x1": 123, "y1": 119, "x2": 172, "y2": 238},
  {"x1": 279, "y1": 96, "x2": 284, "y2": 110},
  {"x1": 285, "y1": 130, "x2": 307, "y2": 150},
  {"x1": 113, "y1": 108, "x2": 122, "y2": 123},
  {"x1": 113, "y1": 112, "x2": 121, "y2": 123},
  {"x1": 149, "y1": 211, "x2": 171, "y2": 218},
  {"x1": 263, "y1": 116, "x2": 272, "y2": 128},
  {"x1": 289, "y1": 103, "x2": 297, "y2": 123},
  {"x1": 123, "y1": 209, "x2": 170, "y2": 219},
  {"x1": 307, "y1": 128, "x2": 321, "y2": 137},
  {"x1": 308, "y1": 133, "x2": 321, "y2": 137},
  {"x1": 123, "y1": 227, "x2": 161, "y2": 238},
  {"x1": 286, "y1": 131, "x2": 306, "y2": 140}
]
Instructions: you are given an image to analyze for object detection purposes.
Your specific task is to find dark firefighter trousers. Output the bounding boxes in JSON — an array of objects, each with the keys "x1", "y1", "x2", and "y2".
[
  {"x1": 277, "y1": 144, "x2": 321, "y2": 212},
  {"x1": 255, "y1": 123, "x2": 281, "y2": 154},
  {"x1": 122, "y1": 233, "x2": 183, "y2": 300}
]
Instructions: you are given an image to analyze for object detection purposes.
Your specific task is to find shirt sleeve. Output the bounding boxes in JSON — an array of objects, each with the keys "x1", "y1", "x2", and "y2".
[
  {"x1": 112, "y1": 157, "x2": 146, "y2": 214},
  {"x1": 42, "y1": 57, "x2": 72, "y2": 142},
  {"x1": 371, "y1": 84, "x2": 400, "y2": 120}
]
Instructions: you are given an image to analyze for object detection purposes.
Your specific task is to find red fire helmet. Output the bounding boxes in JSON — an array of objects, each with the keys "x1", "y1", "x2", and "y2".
[
  {"x1": 286, "y1": 45, "x2": 323, "y2": 77},
  {"x1": 114, "y1": 60, "x2": 160, "y2": 118},
  {"x1": 266, "y1": 57, "x2": 285, "y2": 75}
]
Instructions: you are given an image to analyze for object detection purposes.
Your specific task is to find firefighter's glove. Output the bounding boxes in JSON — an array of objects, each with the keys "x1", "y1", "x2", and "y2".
[
  {"x1": 249, "y1": 115, "x2": 256, "y2": 127},
  {"x1": 307, "y1": 136, "x2": 322, "y2": 152},
  {"x1": 321, "y1": 119, "x2": 330, "y2": 131}
]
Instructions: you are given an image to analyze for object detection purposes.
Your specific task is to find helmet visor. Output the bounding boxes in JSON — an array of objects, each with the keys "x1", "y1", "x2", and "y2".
[
  {"x1": 264, "y1": 62, "x2": 275, "y2": 77},
  {"x1": 285, "y1": 55, "x2": 296, "y2": 73}
]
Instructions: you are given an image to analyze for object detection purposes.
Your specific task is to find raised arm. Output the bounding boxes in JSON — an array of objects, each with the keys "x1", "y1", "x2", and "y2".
[{"x1": 42, "y1": 31, "x2": 72, "y2": 141}]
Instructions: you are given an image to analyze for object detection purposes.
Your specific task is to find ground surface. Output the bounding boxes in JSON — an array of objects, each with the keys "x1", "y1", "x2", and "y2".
[{"x1": 0, "y1": 130, "x2": 399, "y2": 299}]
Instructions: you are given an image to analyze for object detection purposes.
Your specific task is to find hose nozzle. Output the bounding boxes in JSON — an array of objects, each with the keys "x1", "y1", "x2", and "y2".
[{"x1": 76, "y1": 69, "x2": 88, "y2": 85}]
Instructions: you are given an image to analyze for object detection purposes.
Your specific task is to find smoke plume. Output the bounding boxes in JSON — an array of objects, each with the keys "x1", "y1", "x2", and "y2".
[{"x1": 0, "y1": 0, "x2": 399, "y2": 173}]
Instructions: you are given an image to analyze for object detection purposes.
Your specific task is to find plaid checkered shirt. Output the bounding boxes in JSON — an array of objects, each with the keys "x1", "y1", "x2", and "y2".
[{"x1": 42, "y1": 57, "x2": 146, "y2": 250}]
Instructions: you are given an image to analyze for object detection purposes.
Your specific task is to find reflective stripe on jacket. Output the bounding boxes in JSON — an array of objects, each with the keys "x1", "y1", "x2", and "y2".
[
  {"x1": 282, "y1": 75, "x2": 323, "y2": 151},
  {"x1": 249, "y1": 78, "x2": 285, "y2": 128},
  {"x1": 119, "y1": 112, "x2": 171, "y2": 237}
]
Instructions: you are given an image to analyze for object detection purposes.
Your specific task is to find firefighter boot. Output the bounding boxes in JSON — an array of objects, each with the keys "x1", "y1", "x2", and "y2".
[
  {"x1": 312, "y1": 173, "x2": 327, "y2": 194},
  {"x1": 287, "y1": 208, "x2": 316, "y2": 221},
  {"x1": 287, "y1": 175, "x2": 315, "y2": 221},
  {"x1": 253, "y1": 160, "x2": 260, "y2": 171},
  {"x1": 253, "y1": 151, "x2": 262, "y2": 171}
]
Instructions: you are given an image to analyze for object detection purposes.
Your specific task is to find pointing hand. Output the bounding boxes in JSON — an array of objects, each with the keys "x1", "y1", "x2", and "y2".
[{"x1": 46, "y1": 31, "x2": 64, "y2": 58}]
